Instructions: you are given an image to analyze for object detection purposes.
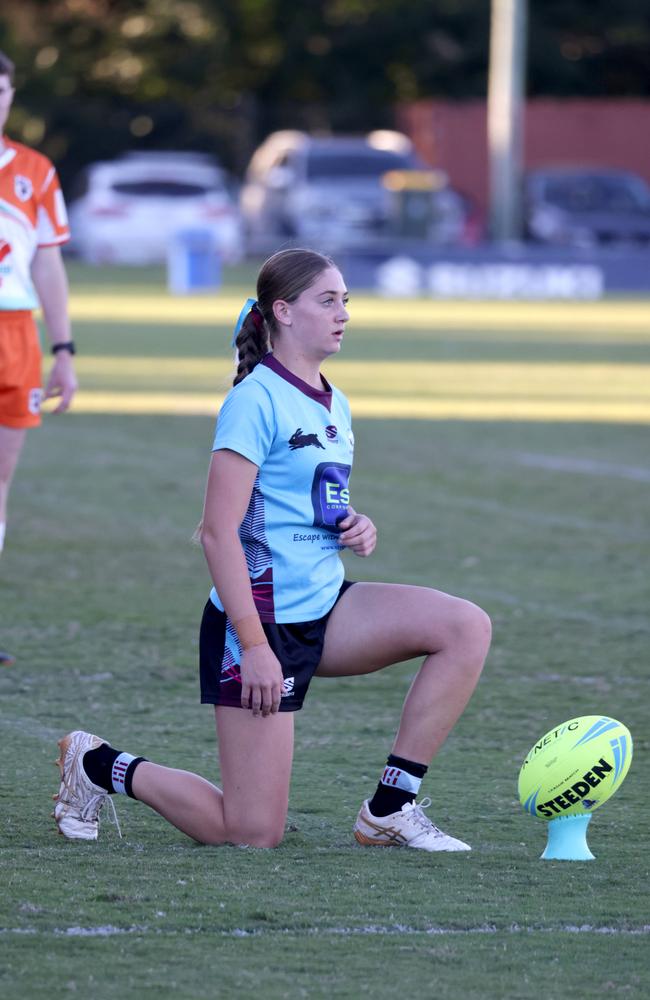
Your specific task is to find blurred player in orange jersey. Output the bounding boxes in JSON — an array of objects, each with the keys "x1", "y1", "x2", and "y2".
[{"x1": 0, "y1": 50, "x2": 78, "y2": 664}]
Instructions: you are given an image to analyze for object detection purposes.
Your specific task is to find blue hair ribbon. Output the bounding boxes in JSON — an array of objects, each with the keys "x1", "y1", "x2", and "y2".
[{"x1": 231, "y1": 297, "x2": 257, "y2": 348}]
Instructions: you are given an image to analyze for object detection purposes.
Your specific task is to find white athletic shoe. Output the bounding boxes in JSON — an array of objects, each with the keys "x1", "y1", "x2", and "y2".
[
  {"x1": 53, "y1": 730, "x2": 115, "y2": 841},
  {"x1": 353, "y1": 796, "x2": 471, "y2": 852}
]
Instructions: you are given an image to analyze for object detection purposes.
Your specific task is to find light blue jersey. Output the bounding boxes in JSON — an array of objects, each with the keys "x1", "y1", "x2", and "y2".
[{"x1": 210, "y1": 354, "x2": 354, "y2": 623}]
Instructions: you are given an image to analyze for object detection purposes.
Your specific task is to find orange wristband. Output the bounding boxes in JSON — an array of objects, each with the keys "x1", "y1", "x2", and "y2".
[{"x1": 233, "y1": 613, "x2": 268, "y2": 651}]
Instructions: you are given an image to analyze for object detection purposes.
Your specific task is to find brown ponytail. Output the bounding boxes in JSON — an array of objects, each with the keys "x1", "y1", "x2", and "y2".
[{"x1": 233, "y1": 305, "x2": 269, "y2": 386}]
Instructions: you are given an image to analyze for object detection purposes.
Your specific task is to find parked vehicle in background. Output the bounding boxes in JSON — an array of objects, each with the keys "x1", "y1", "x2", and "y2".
[
  {"x1": 431, "y1": 187, "x2": 483, "y2": 246},
  {"x1": 525, "y1": 167, "x2": 650, "y2": 248},
  {"x1": 67, "y1": 152, "x2": 244, "y2": 264},
  {"x1": 240, "y1": 130, "x2": 474, "y2": 253}
]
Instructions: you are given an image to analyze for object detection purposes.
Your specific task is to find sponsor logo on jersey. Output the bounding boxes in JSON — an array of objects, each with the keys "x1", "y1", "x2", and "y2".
[
  {"x1": 310, "y1": 461, "x2": 351, "y2": 531},
  {"x1": 15, "y1": 175, "x2": 33, "y2": 202},
  {"x1": 325, "y1": 425, "x2": 338, "y2": 441},
  {"x1": 288, "y1": 427, "x2": 325, "y2": 451}
]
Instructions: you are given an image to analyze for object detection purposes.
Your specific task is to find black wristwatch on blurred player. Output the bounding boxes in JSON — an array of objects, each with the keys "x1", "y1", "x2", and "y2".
[{"x1": 51, "y1": 341, "x2": 76, "y2": 355}]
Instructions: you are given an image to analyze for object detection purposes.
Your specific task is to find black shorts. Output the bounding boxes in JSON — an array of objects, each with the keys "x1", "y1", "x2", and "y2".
[{"x1": 199, "y1": 580, "x2": 355, "y2": 712}]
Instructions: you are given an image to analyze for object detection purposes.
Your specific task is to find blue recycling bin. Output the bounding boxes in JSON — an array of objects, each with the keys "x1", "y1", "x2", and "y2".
[{"x1": 167, "y1": 228, "x2": 221, "y2": 294}]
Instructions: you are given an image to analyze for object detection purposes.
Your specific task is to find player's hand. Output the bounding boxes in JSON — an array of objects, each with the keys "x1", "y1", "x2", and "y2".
[
  {"x1": 44, "y1": 355, "x2": 78, "y2": 414},
  {"x1": 337, "y1": 510, "x2": 377, "y2": 557},
  {"x1": 240, "y1": 644, "x2": 284, "y2": 716}
]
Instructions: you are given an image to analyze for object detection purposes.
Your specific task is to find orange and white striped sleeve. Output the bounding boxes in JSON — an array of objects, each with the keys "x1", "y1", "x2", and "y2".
[{"x1": 35, "y1": 160, "x2": 70, "y2": 247}]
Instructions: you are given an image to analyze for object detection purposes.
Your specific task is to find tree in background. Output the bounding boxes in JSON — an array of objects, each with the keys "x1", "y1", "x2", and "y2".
[{"x1": 1, "y1": 0, "x2": 648, "y2": 192}]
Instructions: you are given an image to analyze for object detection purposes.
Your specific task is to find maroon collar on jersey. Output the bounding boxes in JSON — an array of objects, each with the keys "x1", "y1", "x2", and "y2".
[{"x1": 262, "y1": 353, "x2": 333, "y2": 412}]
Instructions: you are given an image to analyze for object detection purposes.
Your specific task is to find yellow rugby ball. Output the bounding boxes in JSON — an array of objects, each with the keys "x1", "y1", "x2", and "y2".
[{"x1": 518, "y1": 715, "x2": 632, "y2": 820}]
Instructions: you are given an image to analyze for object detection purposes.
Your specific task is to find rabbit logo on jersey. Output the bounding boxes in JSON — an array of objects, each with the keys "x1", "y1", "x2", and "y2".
[{"x1": 311, "y1": 462, "x2": 351, "y2": 532}]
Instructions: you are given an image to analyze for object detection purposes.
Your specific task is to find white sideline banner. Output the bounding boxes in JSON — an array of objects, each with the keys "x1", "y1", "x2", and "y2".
[{"x1": 376, "y1": 256, "x2": 604, "y2": 300}]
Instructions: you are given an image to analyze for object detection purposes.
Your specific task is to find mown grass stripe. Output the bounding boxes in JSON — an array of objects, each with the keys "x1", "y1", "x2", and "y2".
[
  {"x1": 50, "y1": 391, "x2": 650, "y2": 423},
  {"x1": 62, "y1": 294, "x2": 650, "y2": 335}
]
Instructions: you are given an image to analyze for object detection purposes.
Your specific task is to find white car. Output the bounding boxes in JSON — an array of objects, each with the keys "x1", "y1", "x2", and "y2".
[{"x1": 67, "y1": 152, "x2": 244, "y2": 265}]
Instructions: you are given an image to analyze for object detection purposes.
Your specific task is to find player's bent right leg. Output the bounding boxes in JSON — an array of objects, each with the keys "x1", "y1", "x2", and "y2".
[{"x1": 318, "y1": 582, "x2": 490, "y2": 852}]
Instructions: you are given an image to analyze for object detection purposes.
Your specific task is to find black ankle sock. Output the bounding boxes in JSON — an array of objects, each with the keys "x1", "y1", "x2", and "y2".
[
  {"x1": 368, "y1": 754, "x2": 428, "y2": 817},
  {"x1": 83, "y1": 745, "x2": 147, "y2": 799},
  {"x1": 83, "y1": 744, "x2": 119, "y2": 793}
]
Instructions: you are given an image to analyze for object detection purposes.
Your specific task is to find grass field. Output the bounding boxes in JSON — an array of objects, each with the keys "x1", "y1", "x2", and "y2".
[{"x1": 1, "y1": 262, "x2": 649, "y2": 999}]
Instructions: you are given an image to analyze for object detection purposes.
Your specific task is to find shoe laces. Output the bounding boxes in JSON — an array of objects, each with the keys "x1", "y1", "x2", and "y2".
[
  {"x1": 105, "y1": 796, "x2": 123, "y2": 839},
  {"x1": 404, "y1": 797, "x2": 445, "y2": 838},
  {"x1": 79, "y1": 790, "x2": 123, "y2": 839}
]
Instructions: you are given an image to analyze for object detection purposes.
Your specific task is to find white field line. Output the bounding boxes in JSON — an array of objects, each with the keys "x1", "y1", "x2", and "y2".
[
  {"x1": 513, "y1": 452, "x2": 650, "y2": 482},
  {"x1": 2, "y1": 923, "x2": 650, "y2": 938},
  {"x1": 223, "y1": 923, "x2": 650, "y2": 937}
]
